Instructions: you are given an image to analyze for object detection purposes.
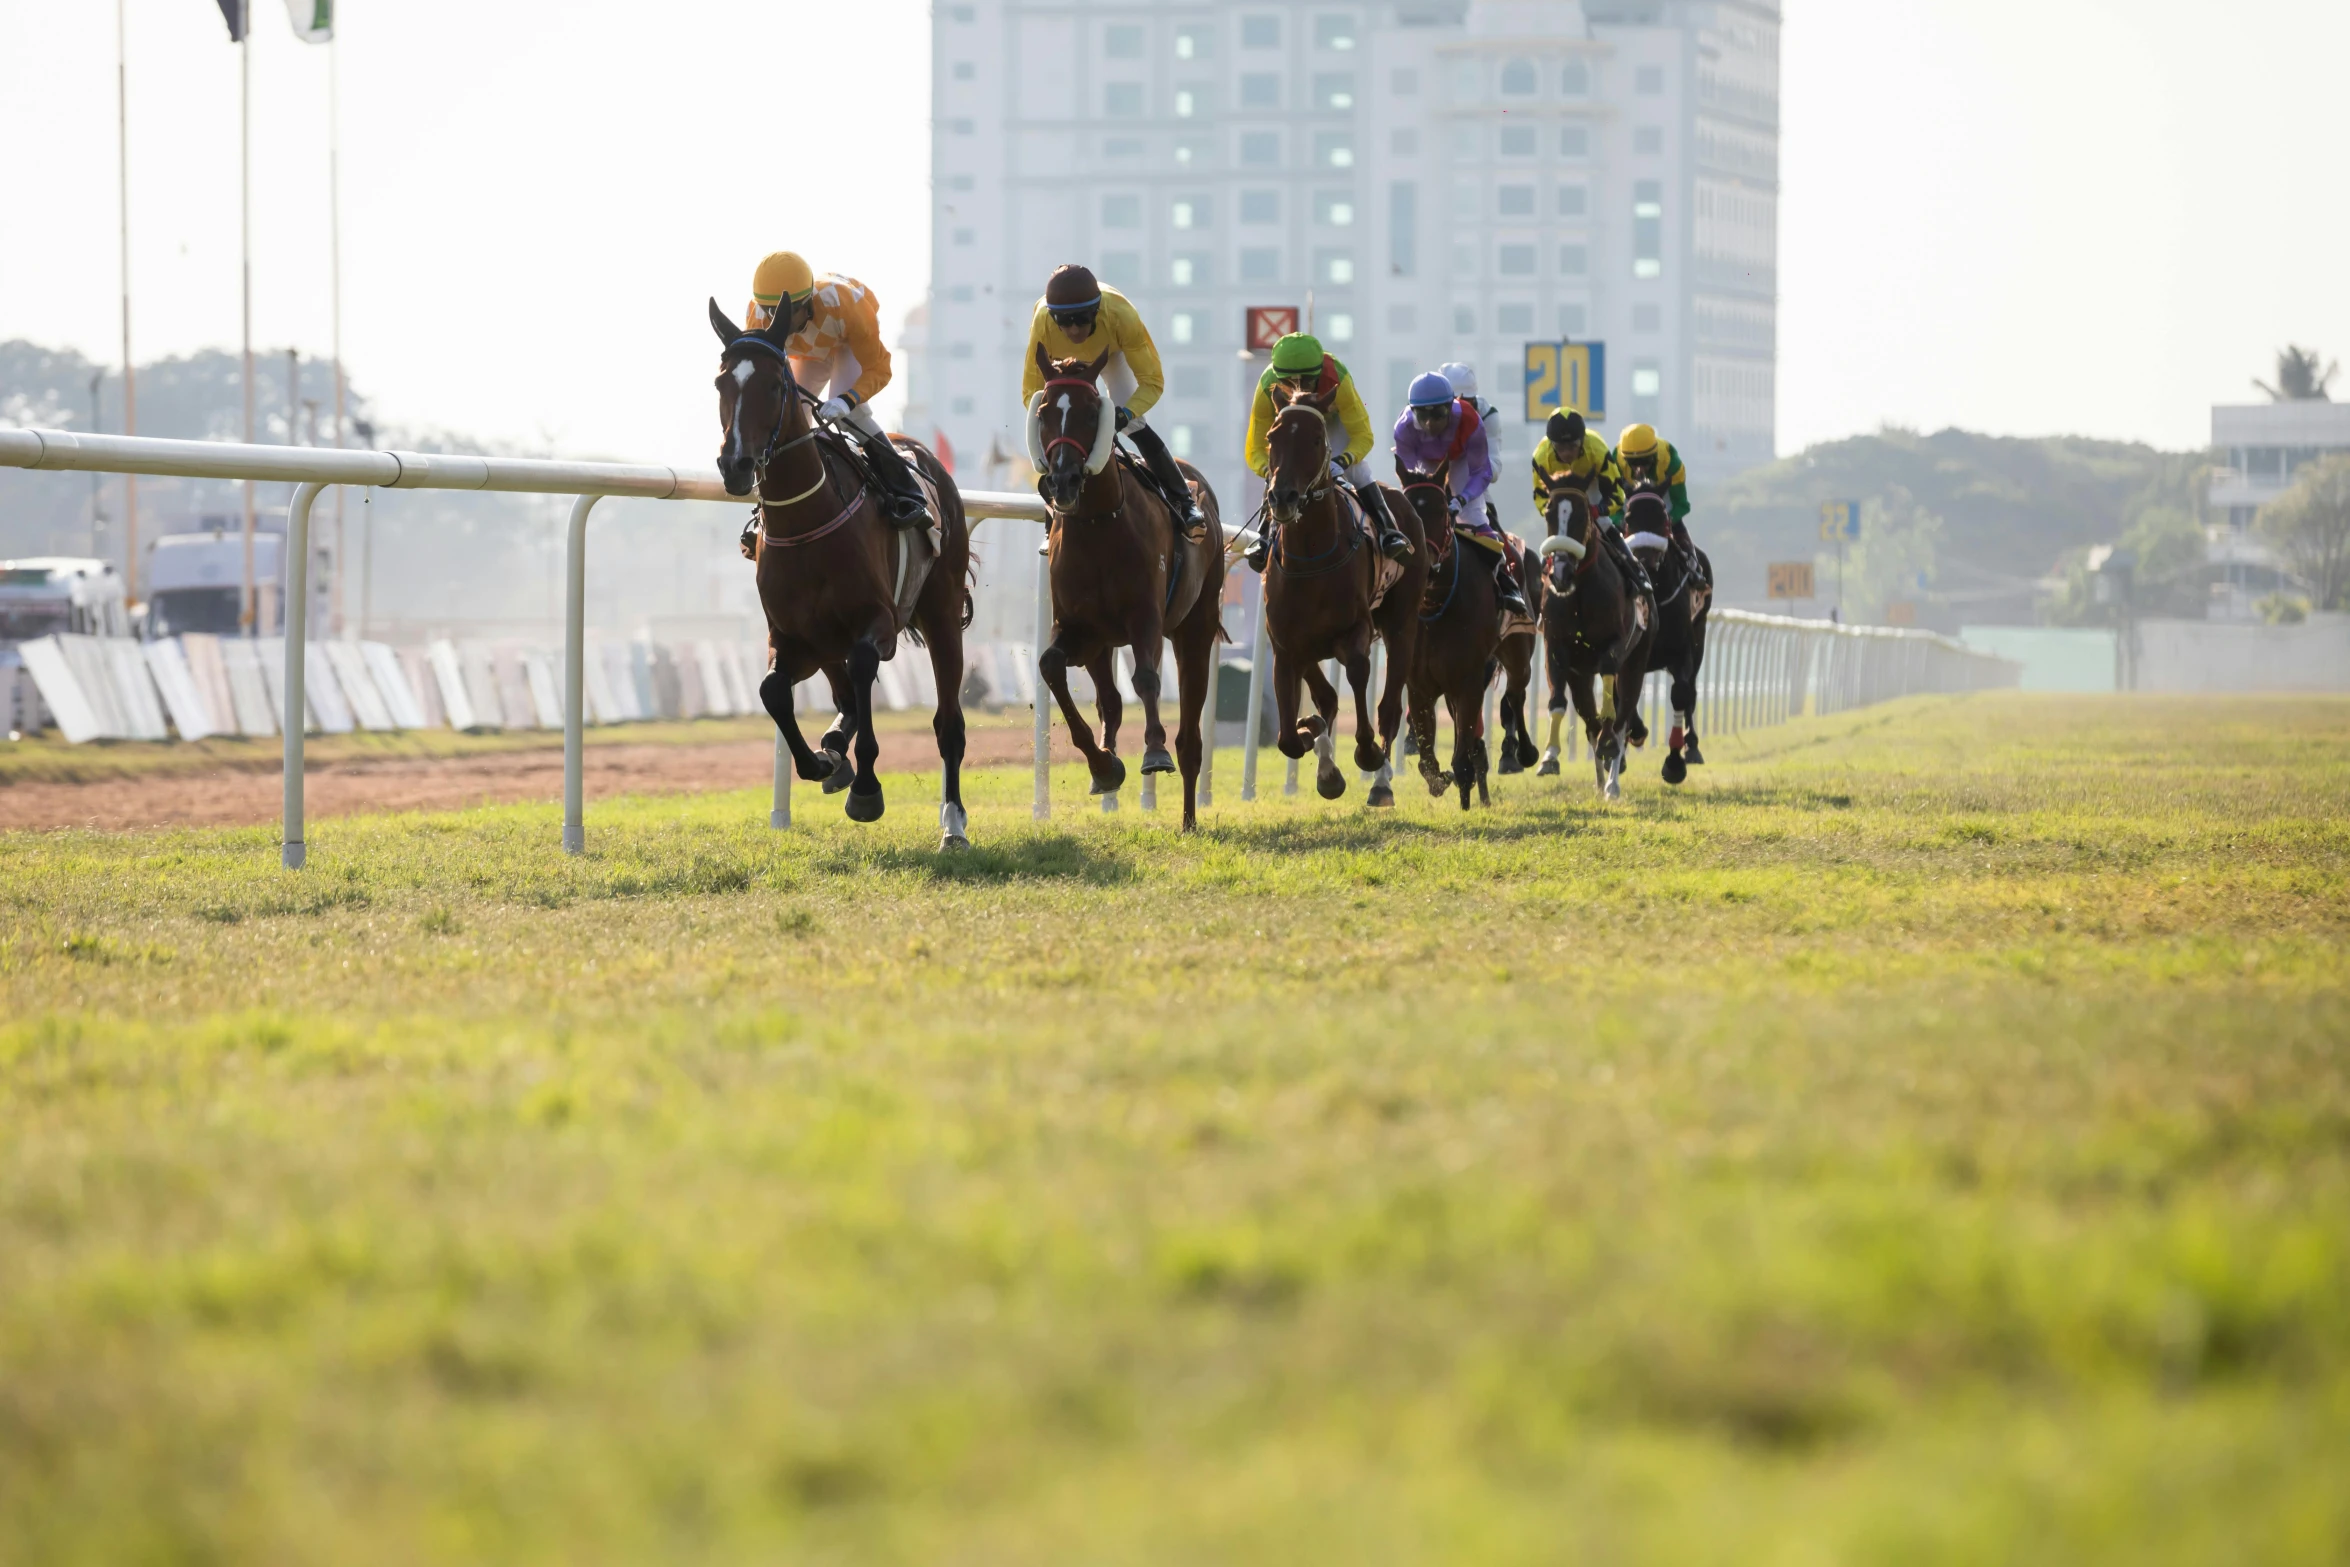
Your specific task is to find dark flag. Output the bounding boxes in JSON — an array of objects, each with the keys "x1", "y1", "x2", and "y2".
[{"x1": 214, "y1": 0, "x2": 246, "y2": 41}]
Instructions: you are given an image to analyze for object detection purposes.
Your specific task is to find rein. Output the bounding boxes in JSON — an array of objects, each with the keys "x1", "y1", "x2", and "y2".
[{"x1": 1038, "y1": 374, "x2": 1107, "y2": 472}]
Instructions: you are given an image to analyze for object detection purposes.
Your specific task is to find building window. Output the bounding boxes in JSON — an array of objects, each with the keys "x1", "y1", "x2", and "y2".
[
  {"x1": 1634, "y1": 180, "x2": 1663, "y2": 278},
  {"x1": 1171, "y1": 254, "x2": 1209, "y2": 286},
  {"x1": 948, "y1": 341, "x2": 974, "y2": 359},
  {"x1": 952, "y1": 227, "x2": 975, "y2": 245},
  {"x1": 1451, "y1": 126, "x2": 1482, "y2": 162},
  {"x1": 1241, "y1": 247, "x2": 1280, "y2": 282},
  {"x1": 952, "y1": 61, "x2": 975, "y2": 80},
  {"x1": 1450, "y1": 179, "x2": 1479, "y2": 220},
  {"x1": 948, "y1": 285, "x2": 974, "y2": 302},
  {"x1": 1391, "y1": 128, "x2": 1419, "y2": 156},
  {"x1": 1388, "y1": 304, "x2": 1416, "y2": 331},
  {"x1": 1171, "y1": 313, "x2": 1197, "y2": 346},
  {"x1": 1562, "y1": 60, "x2": 1590, "y2": 95},
  {"x1": 1453, "y1": 304, "x2": 1476, "y2": 334},
  {"x1": 1558, "y1": 183, "x2": 1588, "y2": 217},
  {"x1": 1390, "y1": 181, "x2": 1417, "y2": 277},
  {"x1": 1242, "y1": 15, "x2": 1280, "y2": 47},
  {"x1": 1497, "y1": 183, "x2": 1535, "y2": 217},
  {"x1": 1241, "y1": 190, "x2": 1281, "y2": 223},
  {"x1": 948, "y1": 118, "x2": 975, "y2": 134},
  {"x1": 1105, "y1": 83, "x2": 1144, "y2": 117},
  {"x1": 1303, "y1": 190, "x2": 1350, "y2": 226},
  {"x1": 1105, "y1": 136, "x2": 1142, "y2": 158},
  {"x1": 1500, "y1": 59, "x2": 1536, "y2": 95},
  {"x1": 1497, "y1": 244, "x2": 1537, "y2": 276},
  {"x1": 1561, "y1": 126, "x2": 1590, "y2": 158},
  {"x1": 1451, "y1": 61, "x2": 1479, "y2": 99},
  {"x1": 1101, "y1": 252, "x2": 1142, "y2": 287},
  {"x1": 1328, "y1": 313, "x2": 1356, "y2": 342},
  {"x1": 1176, "y1": 89, "x2": 1200, "y2": 118},
  {"x1": 1450, "y1": 241, "x2": 1478, "y2": 275},
  {"x1": 1559, "y1": 303, "x2": 1588, "y2": 337},
  {"x1": 1499, "y1": 125, "x2": 1537, "y2": 157},
  {"x1": 948, "y1": 175, "x2": 974, "y2": 191},
  {"x1": 1392, "y1": 67, "x2": 1418, "y2": 94},
  {"x1": 1175, "y1": 27, "x2": 1210, "y2": 59},
  {"x1": 1632, "y1": 365, "x2": 1662, "y2": 414},
  {"x1": 1315, "y1": 14, "x2": 1356, "y2": 51},
  {"x1": 1172, "y1": 197, "x2": 1207, "y2": 229},
  {"x1": 951, "y1": 396, "x2": 975, "y2": 414},
  {"x1": 948, "y1": 4, "x2": 973, "y2": 20},
  {"x1": 1173, "y1": 363, "x2": 1210, "y2": 396},
  {"x1": 1240, "y1": 131, "x2": 1281, "y2": 166},
  {"x1": 1317, "y1": 250, "x2": 1356, "y2": 284},
  {"x1": 1172, "y1": 425, "x2": 1195, "y2": 458},
  {"x1": 1637, "y1": 64, "x2": 1664, "y2": 94},
  {"x1": 1497, "y1": 303, "x2": 1534, "y2": 335},
  {"x1": 1633, "y1": 303, "x2": 1661, "y2": 332},
  {"x1": 1559, "y1": 245, "x2": 1589, "y2": 276},
  {"x1": 1240, "y1": 72, "x2": 1280, "y2": 108},
  {"x1": 1316, "y1": 132, "x2": 1354, "y2": 168},
  {"x1": 1106, "y1": 24, "x2": 1144, "y2": 58},
  {"x1": 1101, "y1": 194, "x2": 1141, "y2": 228},
  {"x1": 1316, "y1": 73, "x2": 1355, "y2": 110},
  {"x1": 1636, "y1": 126, "x2": 1664, "y2": 154}
]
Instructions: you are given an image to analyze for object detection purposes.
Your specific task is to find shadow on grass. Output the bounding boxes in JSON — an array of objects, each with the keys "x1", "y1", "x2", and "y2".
[{"x1": 821, "y1": 835, "x2": 1140, "y2": 885}]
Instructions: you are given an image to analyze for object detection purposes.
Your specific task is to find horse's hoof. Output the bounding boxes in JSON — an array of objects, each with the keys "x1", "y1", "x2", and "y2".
[
  {"x1": 1662, "y1": 752, "x2": 1688, "y2": 786},
  {"x1": 1515, "y1": 739, "x2": 1540, "y2": 768},
  {"x1": 1495, "y1": 750, "x2": 1524, "y2": 776},
  {"x1": 1684, "y1": 739, "x2": 1705, "y2": 766},
  {"x1": 820, "y1": 747, "x2": 852, "y2": 794},
  {"x1": 1141, "y1": 746, "x2": 1176, "y2": 775},
  {"x1": 1537, "y1": 753, "x2": 1560, "y2": 778},
  {"x1": 1399, "y1": 732, "x2": 1418, "y2": 757},
  {"x1": 939, "y1": 803, "x2": 969, "y2": 849},
  {"x1": 1300, "y1": 715, "x2": 1328, "y2": 741},
  {"x1": 1352, "y1": 741, "x2": 1385, "y2": 774},
  {"x1": 1088, "y1": 755, "x2": 1128, "y2": 795},
  {"x1": 1425, "y1": 772, "x2": 1450, "y2": 798},
  {"x1": 1316, "y1": 768, "x2": 1347, "y2": 801},
  {"x1": 1367, "y1": 785, "x2": 1395, "y2": 809},
  {"x1": 845, "y1": 785, "x2": 885, "y2": 823}
]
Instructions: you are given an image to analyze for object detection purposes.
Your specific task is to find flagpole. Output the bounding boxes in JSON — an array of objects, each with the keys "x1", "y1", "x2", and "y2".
[
  {"x1": 117, "y1": 0, "x2": 139, "y2": 607},
  {"x1": 329, "y1": 28, "x2": 346, "y2": 636},
  {"x1": 240, "y1": 11, "x2": 256, "y2": 634}
]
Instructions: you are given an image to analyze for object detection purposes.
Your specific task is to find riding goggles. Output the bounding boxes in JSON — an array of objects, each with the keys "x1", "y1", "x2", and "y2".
[{"x1": 1048, "y1": 305, "x2": 1101, "y2": 331}]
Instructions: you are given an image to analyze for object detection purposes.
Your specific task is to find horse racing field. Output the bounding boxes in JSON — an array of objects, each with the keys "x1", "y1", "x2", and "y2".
[{"x1": 3, "y1": 693, "x2": 2345, "y2": 1564}]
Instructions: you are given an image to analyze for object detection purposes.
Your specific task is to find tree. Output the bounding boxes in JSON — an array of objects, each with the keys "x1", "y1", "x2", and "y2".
[
  {"x1": 1818, "y1": 483, "x2": 1941, "y2": 623},
  {"x1": 2254, "y1": 345, "x2": 2339, "y2": 402},
  {"x1": 2258, "y1": 455, "x2": 2350, "y2": 611}
]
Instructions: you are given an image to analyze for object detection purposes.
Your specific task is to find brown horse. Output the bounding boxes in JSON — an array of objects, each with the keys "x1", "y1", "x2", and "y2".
[
  {"x1": 1537, "y1": 479, "x2": 1652, "y2": 802},
  {"x1": 708, "y1": 299, "x2": 974, "y2": 847},
  {"x1": 1030, "y1": 347, "x2": 1227, "y2": 831},
  {"x1": 1622, "y1": 485, "x2": 1715, "y2": 786},
  {"x1": 1395, "y1": 467, "x2": 1501, "y2": 810},
  {"x1": 1492, "y1": 533, "x2": 1548, "y2": 776},
  {"x1": 1259, "y1": 386, "x2": 1405, "y2": 799},
  {"x1": 1361, "y1": 474, "x2": 1431, "y2": 809}
]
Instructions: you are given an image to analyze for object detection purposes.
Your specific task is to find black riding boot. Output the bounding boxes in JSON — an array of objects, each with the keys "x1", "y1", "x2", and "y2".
[
  {"x1": 1607, "y1": 525, "x2": 1654, "y2": 598},
  {"x1": 859, "y1": 431, "x2": 930, "y2": 527},
  {"x1": 1490, "y1": 548, "x2": 1529, "y2": 616},
  {"x1": 1357, "y1": 483, "x2": 1413, "y2": 562},
  {"x1": 1126, "y1": 422, "x2": 1205, "y2": 536}
]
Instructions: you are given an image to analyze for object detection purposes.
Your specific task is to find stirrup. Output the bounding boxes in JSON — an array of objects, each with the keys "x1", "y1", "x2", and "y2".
[{"x1": 1379, "y1": 528, "x2": 1413, "y2": 562}]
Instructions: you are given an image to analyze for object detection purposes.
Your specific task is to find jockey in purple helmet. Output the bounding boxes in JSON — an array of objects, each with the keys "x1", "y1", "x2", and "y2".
[{"x1": 1391, "y1": 370, "x2": 1528, "y2": 615}]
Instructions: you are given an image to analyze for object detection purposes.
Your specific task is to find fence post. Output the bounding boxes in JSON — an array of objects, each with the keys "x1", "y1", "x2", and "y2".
[
  {"x1": 562, "y1": 493, "x2": 601, "y2": 854},
  {"x1": 279, "y1": 480, "x2": 327, "y2": 870},
  {"x1": 1033, "y1": 540, "x2": 1052, "y2": 821}
]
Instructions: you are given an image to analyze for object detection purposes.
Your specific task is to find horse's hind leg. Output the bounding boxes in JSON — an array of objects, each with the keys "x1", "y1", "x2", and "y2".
[
  {"x1": 1302, "y1": 657, "x2": 1346, "y2": 799},
  {"x1": 759, "y1": 649, "x2": 833, "y2": 784},
  {"x1": 843, "y1": 637, "x2": 886, "y2": 822},
  {"x1": 1679, "y1": 620, "x2": 1708, "y2": 766},
  {"x1": 924, "y1": 621, "x2": 970, "y2": 846},
  {"x1": 816, "y1": 660, "x2": 854, "y2": 792},
  {"x1": 1131, "y1": 625, "x2": 1176, "y2": 778},
  {"x1": 1088, "y1": 650, "x2": 1126, "y2": 764},
  {"x1": 1170, "y1": 603, "x2": 1216, "y2": 832}
]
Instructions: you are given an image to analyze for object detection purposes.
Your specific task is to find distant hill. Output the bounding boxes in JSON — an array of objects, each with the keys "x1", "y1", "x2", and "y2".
[{"x1": 1696, "y1": 429, "x2": 2214, "y2": 627}]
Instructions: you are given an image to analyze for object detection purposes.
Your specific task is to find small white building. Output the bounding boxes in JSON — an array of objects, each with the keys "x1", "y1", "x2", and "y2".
[{"x1": 2207, "y1": 399, "x2": 2350, "y2": 620}]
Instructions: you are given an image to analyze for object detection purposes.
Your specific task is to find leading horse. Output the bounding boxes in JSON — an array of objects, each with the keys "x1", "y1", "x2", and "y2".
[
  {"x1": 709, "y1": 299, "x2": 975, "y2": 847},
  {"x1": 1395, "y1": 466, "x2": 1501, "y2": 810},
  {"x1": 1537, "y1": 479, "x2": 1653, "y2": 802},
  {"x1": 1623, "y1": 485, "x2": 1714, "y2": 786},
  {"x1": 1030, "y1": 347, "x2": 1227, "y2": 832}
]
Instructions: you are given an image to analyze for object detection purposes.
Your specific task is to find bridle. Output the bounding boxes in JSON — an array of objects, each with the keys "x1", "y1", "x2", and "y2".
[
  {"x1": 726, "y1": 335, "x2": 826, "y2": 504},
  {"x1": 1545, "y1": 490, "x2": 1603, "y2": 598},
  {"x1": 1039, "y1": 374, "x2": 1107, "y2": 475}
]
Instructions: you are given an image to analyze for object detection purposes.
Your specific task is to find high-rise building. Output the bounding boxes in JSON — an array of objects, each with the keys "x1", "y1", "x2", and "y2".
[{"x1": 920, "y1": 0, "x2": 1777, "y2": 570}]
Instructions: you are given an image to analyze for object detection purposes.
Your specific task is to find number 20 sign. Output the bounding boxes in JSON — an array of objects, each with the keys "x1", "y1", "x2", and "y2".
[{"x1": 1523, "y1": 341, "x2": 1607, "y2": 424}]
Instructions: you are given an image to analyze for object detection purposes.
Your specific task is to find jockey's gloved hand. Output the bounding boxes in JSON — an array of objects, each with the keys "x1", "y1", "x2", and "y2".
[
  {"x1": 816, "y1": 393, "x2": 857, "y2": 423},
  {"x1": 1115, "y1": 405, "x2": 1134, "y2": 432},
  {"x1": 1447, "y1": 495, "x2": 1462, "y2": 516}
]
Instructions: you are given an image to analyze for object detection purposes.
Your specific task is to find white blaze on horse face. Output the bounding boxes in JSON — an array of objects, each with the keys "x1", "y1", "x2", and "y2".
[{"x1": 732, "y1": 358, "x2": 758, "y2": 389}]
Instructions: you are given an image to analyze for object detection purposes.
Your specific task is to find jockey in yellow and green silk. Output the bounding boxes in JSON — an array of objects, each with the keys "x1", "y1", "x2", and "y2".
[
  {"x1": 745, "y1": 250, "x2": 927, "y2": 525},
  {"x1": 1611, "y1": 423, "x2": 1691, "y2": 524},
  {"x1": 1019, "y1": 264, "x2": 1203, "y2": 532},
  {"x1": 1536, "y1": 408, "x2": 1652, "y2": 597},
  {"x1": 1241, "y1": 332, "x2": 1410, "y2": 569}
]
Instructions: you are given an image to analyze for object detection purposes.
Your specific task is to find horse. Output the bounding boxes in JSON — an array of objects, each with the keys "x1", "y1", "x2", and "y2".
[
  {"x1": 1492, "y1": 531, "x2": 1548, "y2": 776},
  {"x1": 1029, "y1": 346, "x2": 1227, "y2": 831},
  {"x1": 1395, "y1": 465, "x2": 1502, "y2": 811},
  {"x1": 708, "y1": 298, "x2": 975, "y2": 848},
  {"x1": 1360, "y1": 472, "x2": 1432, "y2": 809},
  {"x1": 1536, "y1": 478, "x2": 1654, "y2": 802},
  {"x1": 1258, "y1": 383, "x2": 1411, "y2": 801},
  {"x1": 1623, "y1": 485, "x2": 1714, "y2": 786}
]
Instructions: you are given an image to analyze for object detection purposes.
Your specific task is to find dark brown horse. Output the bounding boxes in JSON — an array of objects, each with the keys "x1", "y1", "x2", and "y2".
[
  {"x1": 1537, "y1": 479, "x2": 1653, "y2": 802},
  {"x1": 1622, "y1": 485, "x2": 1714, "y2": 786},
  {"x1": 1395, "y1": 467, "x2": 1501, "y2": 810},
  {"x1": 1030, "y1": 347, "x2": 1227, "y2": 831},
  {"x1": 709, "y1": 299, "x2": 974, "y2": 847},
  {"x1": 1259, "y1": 385, "x2": 1406, "y2": 800},
  {"x1": 1359, "y1": 475, "x2": 1432, "y2": 808},
  {"x1": 1492, "y1": 533, "x2": 1548, "y2": 775}
]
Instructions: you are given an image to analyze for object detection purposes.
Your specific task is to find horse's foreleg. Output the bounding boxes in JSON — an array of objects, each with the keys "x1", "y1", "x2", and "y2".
[
  {"x1": 1301, "y1": 657, "x2": 1345, "y2": 799},
  {"x1": 926, "y1": 627, "x2": 969, "y2": 846},
  {"x1": 843, "y1": 637, "x2": 885, "y2": 822},
  {"x1": 1170, "y1": 608, "x2": 1216, "y2": 832},
  {"x1": 759, "y1": 657, "x2": 831, "y2": 784},
  {"x1": 1273, "y1": 648, "x2": 1317, "y2": 760},
  {"x1": 1039, "y1": 639, "x2": 1124, "y2": 796},
  {"x1": 1343, "y1": 630, "x2": 1382, "y2": 775},
  {"x1": 1131, "y1": 630, "x2": 1175, "y2": 776}
]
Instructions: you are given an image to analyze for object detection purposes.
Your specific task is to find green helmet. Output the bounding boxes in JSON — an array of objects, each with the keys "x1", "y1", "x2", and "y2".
[{"x1": 1270, "y1": 333, "x2": 1325, "y2": 375}]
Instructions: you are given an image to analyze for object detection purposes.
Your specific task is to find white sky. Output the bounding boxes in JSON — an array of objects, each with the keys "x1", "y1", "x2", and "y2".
[{"x1": 2, "y1": 0, "x2": 2345, "y2": 463}]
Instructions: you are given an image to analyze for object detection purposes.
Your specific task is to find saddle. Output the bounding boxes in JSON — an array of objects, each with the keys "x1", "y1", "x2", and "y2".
[
  {"x1": 1114, "y1": 443, "x2": 1208, "y2": 545},
  {"x1": 752, "y1": 430, "x2": 944, "y2": 653}
]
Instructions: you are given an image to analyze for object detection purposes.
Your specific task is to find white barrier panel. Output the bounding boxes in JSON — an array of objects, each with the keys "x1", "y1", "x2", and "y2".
[
  {"x1": 144, "y1": 639, "x2": 216, "y2": 742},
  {"x1": 18, "y1": 637, "x2": 101, "y2": 743}
]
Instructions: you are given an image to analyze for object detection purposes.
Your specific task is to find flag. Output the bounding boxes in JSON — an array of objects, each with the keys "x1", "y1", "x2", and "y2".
[
  {"x1": 284, "y1": 0, "x2": 333, "y2": 42},
  {"x1": 213, "y1": 0, "x2": 246, "y2": 41}
]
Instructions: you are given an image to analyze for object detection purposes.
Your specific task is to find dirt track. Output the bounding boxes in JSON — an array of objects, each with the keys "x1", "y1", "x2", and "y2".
[{"x1": 0, "y1": 725, "x2": 1087, "y2": 832}]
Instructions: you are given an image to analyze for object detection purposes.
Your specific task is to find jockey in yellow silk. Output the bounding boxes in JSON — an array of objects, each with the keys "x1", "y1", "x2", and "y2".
[
  {"x1": 1240, "y1": 332, "x2": 1410, "y2": 569},
  {"x1": 1020, "y1": 264, "x2": 1204, "y2": 533},
  {"x1": 745, "y1": 250, "x2": 927, "y2": 524},
  {"x1": 1535, "y1": 408, "x2": 1649, "y2": 595}
]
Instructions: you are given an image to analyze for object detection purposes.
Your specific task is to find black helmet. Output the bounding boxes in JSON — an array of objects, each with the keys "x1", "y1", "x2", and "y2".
[{"x1": 1546, "y1": 409, "x2": 1587, "y2": 447}]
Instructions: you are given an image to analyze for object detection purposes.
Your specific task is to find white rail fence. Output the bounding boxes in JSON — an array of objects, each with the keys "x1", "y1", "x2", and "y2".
[{"x1": 5, "y1": 428, "x2": 2017, "y2": 866}]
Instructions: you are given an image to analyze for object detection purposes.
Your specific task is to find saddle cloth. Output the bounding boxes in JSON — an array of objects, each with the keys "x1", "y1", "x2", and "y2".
[{"x1": 1335, "y1": 486, "x2": 1406, "y2": 613}]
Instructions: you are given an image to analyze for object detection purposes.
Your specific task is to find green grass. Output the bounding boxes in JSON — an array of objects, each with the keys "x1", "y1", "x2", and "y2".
[{"x1": 3, "y1": 694, "x2": 2347, "y2": 1564}]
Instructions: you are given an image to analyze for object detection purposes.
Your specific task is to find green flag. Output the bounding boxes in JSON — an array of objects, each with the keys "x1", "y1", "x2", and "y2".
[{"x1": 284, "y1": 0, "x2": 333, "y2": 42}]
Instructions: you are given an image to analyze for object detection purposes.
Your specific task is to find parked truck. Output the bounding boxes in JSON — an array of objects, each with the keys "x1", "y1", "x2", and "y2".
[
  {"x1": 0, "y1": 556, "x2": 131, "y2": 735},
  {"x1": 142, "y1": 524, "x2": 331, "y2": 640}
]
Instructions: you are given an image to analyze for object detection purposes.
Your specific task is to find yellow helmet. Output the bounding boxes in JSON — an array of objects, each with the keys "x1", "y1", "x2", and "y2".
[
  {"x1": 1618, "y1": 423, "x2": 1660, "y2": 461},
  {"x1": 747, "y1": 251, "x2": 816, "y2": 328}
]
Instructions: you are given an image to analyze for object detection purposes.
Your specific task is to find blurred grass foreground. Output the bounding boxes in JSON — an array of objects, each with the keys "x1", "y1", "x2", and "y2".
[{"x1": 2, "y1": 693, "x2": 2347, "y2": 1564}]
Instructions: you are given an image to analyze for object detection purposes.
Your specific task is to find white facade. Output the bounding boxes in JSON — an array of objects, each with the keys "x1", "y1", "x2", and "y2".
[
  {"x1": 2206, "y1": 399, "x2": 2350, "y2": 620},
  {"x1": 920, "y1": 0, "x2": 1779, "y2": 545}
]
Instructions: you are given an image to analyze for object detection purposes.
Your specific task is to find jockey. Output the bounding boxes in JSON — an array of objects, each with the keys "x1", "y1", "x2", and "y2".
[
  {"x1": 1392, "y1": 370, "x2": 1527, "y2": 615},
  {"x1": 1019, "y1": 264, "x2": 1205, "y2": 534},
  {"x1": 1534, "y1": 407, "x2": 1648, "y2": 595},
  {"x1": 745, "y1": 250, "x2": 928, "y2": 525},
  {"x1": 1242, "y1": 332, "x2": 1411, "y2": 569},
  {"x1": 1612, "y1": 422, "x2": 1702, "y2": 584}
]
